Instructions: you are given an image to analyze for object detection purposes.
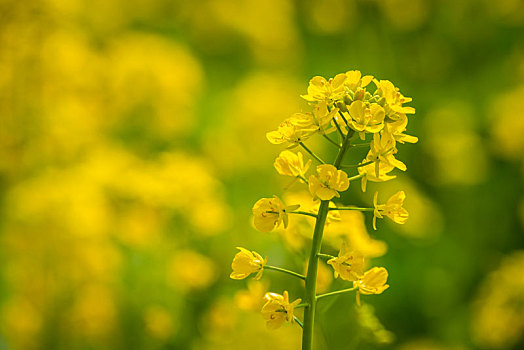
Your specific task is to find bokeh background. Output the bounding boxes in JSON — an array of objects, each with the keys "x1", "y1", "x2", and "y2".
[{"x1": 1, "y1": 0, "x2": 524, "y2": 349}]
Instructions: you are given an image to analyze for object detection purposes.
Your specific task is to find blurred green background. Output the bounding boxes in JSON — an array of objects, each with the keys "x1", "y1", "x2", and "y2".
[{"x1": 1, "y1": 0, "x2": 524, "y2": 349}]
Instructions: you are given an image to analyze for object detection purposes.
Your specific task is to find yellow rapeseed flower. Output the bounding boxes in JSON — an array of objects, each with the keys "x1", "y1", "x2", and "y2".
[
  {"x1": 327, "y1": 242, "x2": 365, "y2": 281},
  {"x1": 374, "y1": 79, "x2": 415, "y2": 115},
  {"x1": 345, "y1": 70, "x2": 374, "y2": 93},
  {"x1": 346, "y1": 100, "x2": 386, "y2": 140},
  {"x1": 373, "y1": 191, "x2": 409, "y2": 230},
  {"x1": 385, "y1": 114, "x2": 418, "y2": 144},
  {"x1": 266, "y1": 119, "x2": 313, "y2": 146},
  {"x1": 309, "y1": 164, "x2": 350, "y2": 200},
  {"x1": 230, "y1": 247, "x2": 268, "y2": 280},
  {"x1": 274, "y1": 150, "x2": 311, "y2": 178},
  {"x1": 261, "y1": 291, "x2": 301, "y2": 329},
  {"x1": 252, "y1": 196, "x2": 299, "y2": 232},
  {"x1": 290, "y1": 101, "x2": 338, "y2": 135},
  {"x1": 358, "y1": 159, "x2": 397, "y2": 192},
  {"x1": 301, "y1": 74, "x2": 347, "y2": 104},
  {"x1": 354, "y1": 267, "x2": 390, "y2": 306},
  {"x1": 369, "y1": 132, "x2": 407, "y2": 177}
]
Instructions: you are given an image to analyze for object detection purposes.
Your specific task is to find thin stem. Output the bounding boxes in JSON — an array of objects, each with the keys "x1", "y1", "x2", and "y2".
[
  {"x1": 302, "y1": 129, "x2": 354, "y2": 350},
  {"x1": 338, "y1": 110, "x2": 350, "y2": 127},
  {"x1": 350, "y1": 142, "x2": 370, "y2": 148},
  {"x1": 316, "y1": 287, "x2": 357, "y2": 301},
  {"x1": 322, "y1": 134, "x2": 341, "y2": 148},
  {"x1": 298, "y1": 175, "x2": 309, "y2": 184},
  {"x1": 341, "y1": 160, "x2": 375, "y2": 169},
  {"x1": 295, "y1": 303, "x2": 309, "y2": 309},
  {"x1": 299, "y1": 142, "x2": 325, "y2": 164},
  {"x1": 294, "y1": 316, "x2": 304, "y2": 328},
  {"x1": 332, "y1": 118, "x2": 345, "y2": 138},
  {"x1": 265, "y1": 265, "x2": 306, "y2": 280},
  {"x1": 267, "y1": 210, "x2": 317, "y2": 218},
  {"x1": 348, "y1": 173, "x2": 365, "y2": 182},
  {"x1": 328, "y1": 207, "x2": 373, "y2": 212},
  {"x1": 317, "y1": 253, "x2": 336, "y2": 260}
]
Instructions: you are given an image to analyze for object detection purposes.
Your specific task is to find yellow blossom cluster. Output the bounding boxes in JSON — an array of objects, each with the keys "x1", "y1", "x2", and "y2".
[{"x1": 231, "y1": 70, "x2": 416, "y2": 340}]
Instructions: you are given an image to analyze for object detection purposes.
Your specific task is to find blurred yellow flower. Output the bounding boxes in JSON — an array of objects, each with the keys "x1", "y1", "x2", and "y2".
[
  {"x1": 354, "y1": 267, "x2": 390, "y2": 305},
  {"x1": 168, "y1": 250, "x2": 217, "y2": 291},
  {"x1": 309, "y1": 164, "x2": 350, "y2": 200},
  {"x1": 261, "y1": 291, "x2": 301, "y2": 329},
  {"x1": 346, "y1": 100, "x2": 386, "y2": 140},
  {"x1": 266, "y1": 119, "x2": 313, "y2": 146},
  {"x1": 373, "y1": 191, "x2": 409, "y2": 230},
  {"x1": 301, "y1": 74, "x2": 347, "y2": 104},
  {"x1": 252, "y1": 196, "x2": 298, "y2": 232},
  {"x1": 274, "y1": 150, "x2": 311, "y2": 178},
  {"x1": 291, "y1": 101, "x2": 338, "y2": 135},
  {"x1": 230, "y1": 247, "x2": 267, "y2": 280},
  {"x1": 235, "y1": 280, "x2": 269, "y2": 312},
  {"x1": 327, "y1": 242, "x2": 365, "y2": 281}
]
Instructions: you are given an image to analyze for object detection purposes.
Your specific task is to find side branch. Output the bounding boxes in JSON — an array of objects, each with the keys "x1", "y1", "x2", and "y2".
[
  {"x1": 316, "y1": 286, "x2": 357, "y2": 301},
  {"x1": 265, "y1": 265, "x2": 306, "y2": 280}
]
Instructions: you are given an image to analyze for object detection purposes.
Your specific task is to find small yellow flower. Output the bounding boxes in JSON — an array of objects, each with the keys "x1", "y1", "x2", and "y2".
[
  {"x1": 291, "y1": 101, "x2": 338, "y2": 135},
  {"x1": 261, "y1": 291, "x2": 301, "y2": 330},
  {"x1": 309, "y1": 164, "x2": 350, "y2": 200},
  {"x1": 266, "y1": 119, "x2": 313, "y2": 146},
  {"x1": 385, "y1": 114, "x2": 418, "y2": 144},
  {"x1": 274, "y1": 151, "x2": 311, "y2": 178},
  {"x1": 374, "y1": 79, "x2": 415, "y2": 115},
  {"x1": 327, "y1": 242, "x2": 364, "y2": 281},
  {"x1": 346, "y1": 101, "x2": 386, "y2": 140},
  {"x1": 358, "y1": 159, "x2": 397, "y2": 192},
  {"x1": 369, "y1": 132, "x2": 407, "y2": 177},
  {"x1": 345, "y1": 70, "x2": 374, "y2": 93},
  {"x1": 354, "y1": 267, "x2": 390, "y2": 306},
  {"x1": 373, "y1": 191, "x2": 409, "y2": 230},
  {"x1": 252, "y1": 196, "x2": 299, "y2": 232},
  {"x1": 230, "y1": 247, "x2": 268, "y2": 280},
  {"x1": 301, "y1": 74, "x2": 347, "y2": 104}
]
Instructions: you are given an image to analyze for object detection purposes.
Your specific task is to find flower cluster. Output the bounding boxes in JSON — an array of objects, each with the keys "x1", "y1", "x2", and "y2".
[{"x1": 230, "y1": 71, "x2": 416, "y2": 343}]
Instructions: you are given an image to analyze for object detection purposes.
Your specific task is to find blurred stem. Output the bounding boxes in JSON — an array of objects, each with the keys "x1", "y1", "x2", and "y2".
[
  {"x1": 316, "y1": 287, "x2": 357, "y2": 301},
  {"x1": 294, "y1": 316, "x2": 304, "y2": 328},
  {"x1": 348, "y1": 173, "x2": 365, "y2": 182},
  {"x1": 329, "y1": 207, "x2": 373, "y2": 212},
  {"x1": 299, "y1": 142, "x2": 325, "y2": 164},
  {"x1": 267, "y1": 210, "x2": 317, "y2": 218},
  {"x1": 302, "y1": 129, "x2": 354, "y2": 350},
  {"x1": 265, "y1": 265, "x2": 306, "y2": 280},
  {"x1": 317, "y1": 253, "x2": 336, "y2": 260},
  {"x1": 341, "y1": 160, "x2": 375, "y2": 169}
]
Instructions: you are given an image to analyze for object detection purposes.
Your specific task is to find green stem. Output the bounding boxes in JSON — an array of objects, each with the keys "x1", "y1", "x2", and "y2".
[
  {"x1": 294, "y1": 316, "x2": 304, "y2": 328},
  {"x1": 329, "y1": 207, "x2": 373, "y2": 212},
  {"x1": 298, "y1": 175, "x2": 309, "y2": 184},
  {"x1": 338, "y1": 110, "x2": 350, "y2": 127},
  {"x1": 348, "y1": 173, "x2": 365, "y2": 182},
  {"x1": 265, "y1": 265, "x2": 306, "y2": 280},
  {"x1": 302, "y1": 130, "x2": 354, "y2": 350},
  {"x1": 322, "y1": 134, "x2": 341, "y2": 148},
  {"x1": 341, "y1": 160, "x2": 375, "y2": 169},
  {"x1": 350, "y1": 142, "x2": 370, "y2": 148},
  {"x1": 316, "y1": 287, "x2": 357, "y2": 301},
  {"x1": 299, "y1": 142, "x2": 325, "y2": 164},
  {"x1": 267, "y1": 210, "x2": 317, "y2": 218},
  {"x1": 317, "y1": 253, "x2": 336, "y2": 260}
]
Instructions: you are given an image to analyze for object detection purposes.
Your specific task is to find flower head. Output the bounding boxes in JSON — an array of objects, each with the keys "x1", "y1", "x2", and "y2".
[
  {"x1": 290, "y1": 101, "x2": 338, "y2": 135},
  {"x1": 274, "y1": 150, "x2": 311, "y2": 178},
  {"x1": 373, "y1": 191, "x2": 409, "y2": 230},
  {"x1": 301, "y1": 74, "x2": 347, "y2": 105},
  {"x1": 384, "y1": 114, "x2": 418, "y2": 144},
  {"x1": 252, "y1": 196, "x2": 299, "y2": 232},
  {"x1": 309, "y1": 164, "x2": 350, "y2": 201},
  {"x1": 369, "y1": 132, "x2": 406, "y2": 176},
  {"x1": 354, "y1": 267, "x2": 390, "y2": 305},
  {"x1": 230, "y1": 247, "x2": 267, "y2": 280},
  {"x1": 374, "y1": 79, "x2": 415, "y2": 115},
  {"x1": 266, "y1": 119, "x2": 313, "y2": 146},
  {"x1": 261, "y1": 291, "x2": 302, "y2": 329},
  {"x1": 358, "y1": 159, "x2": 397, "y2": 192},
  {"x1": 345, "y1": 70, "x2": 374, "y2": 96},
  {"x1": 346, "y1": 101, "x2": 386, "y2": 140},
  {"x1": 327, "y1": 242, "x2": 364, "y2": 281}
]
